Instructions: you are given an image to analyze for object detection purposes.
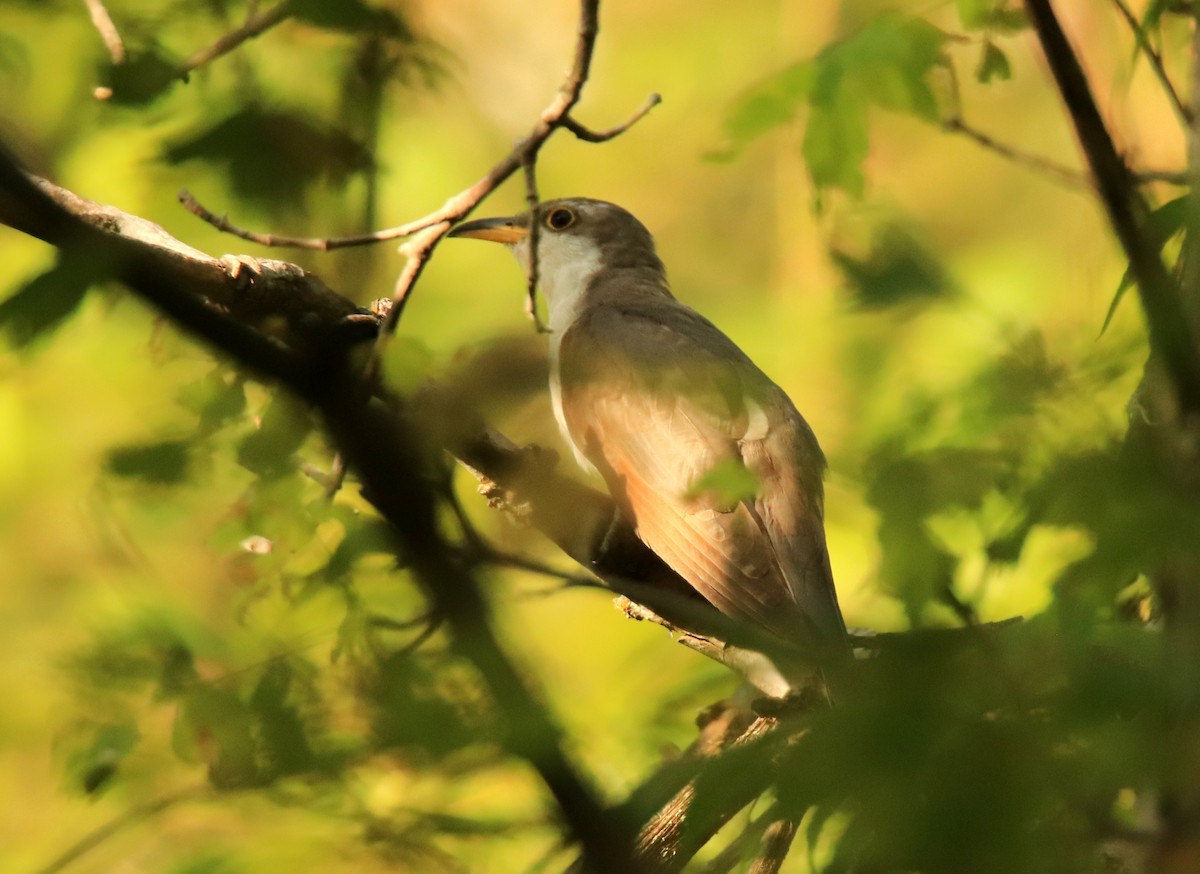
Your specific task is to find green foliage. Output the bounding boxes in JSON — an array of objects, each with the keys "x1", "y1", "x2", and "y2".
[
  {"x1": 718, "y1": 14, "x2": 947, "y2": 195},
  {"x1": 1102, "y1": 195, "x2": 1188, "y2": 336},
  {"x1": 163, "y1": 108, "x2": 374, "y2": 211},
  {"x1": 3, "y1": 1, "x2": 1198, "y2": 872},
  {"x1": 832, "y1": 220, "x2": 955, "y2": 308}
]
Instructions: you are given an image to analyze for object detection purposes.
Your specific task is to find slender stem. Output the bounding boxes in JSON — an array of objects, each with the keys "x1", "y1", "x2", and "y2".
[
  {"x1": 180, "y1": 0, "x2": 292, "y2": 74},
  {"x1": 82, "y1": 0, "x2": 125, "y2": 64},
  {"x1": 1023, "y1": 0, "x2": 1200, "y2": 416},
  {"x1": 1110, "y1": 0, "x2": 1191, "y2": 125}
]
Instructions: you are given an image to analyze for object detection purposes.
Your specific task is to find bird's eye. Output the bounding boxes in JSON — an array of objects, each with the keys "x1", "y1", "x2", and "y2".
[{"x1": 545, "y1": 207, "x2": 576, "y2": 231}]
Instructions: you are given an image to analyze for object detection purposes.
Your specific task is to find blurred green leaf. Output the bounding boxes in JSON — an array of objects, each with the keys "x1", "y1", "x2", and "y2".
[
  {"x1": 832, "y1": 221, "x2": 954, "y2": 308},
  {"x1": 685, "y1": 458, "x2": 761, "y2": 507},
  {"x1": 178, "y1": 367, "x2": 248, "y2": 435},
  {"x1": 102, "y1": 47, "x2": 182, "y2": 106},
  {"x1": 721, "y1": 14, "x2": 946, "y2": 194},
  {"x1": 163, "y1": 108, "x2": 373, "y2": 211},
  {"x1": 249, "y1": 660, "x2": 316, "y2": 777},
  {"x1": 0, "y1": 256, "x2": 91, "y2": 348},
  {"x1": 956, "y1": 0, "x2": 1028, "y2": 32},
  {"x1": 290, "y1": 0, "x2": 413, "y2": 40},
  {"x1": 175, "y1": 685, "x2": 260, "y2": 788},
  {"x1": 1101, "y1": 195, "x2": 1187, "y2": 336},
  {"x1": 106, "y1": 439, "x2": 192, "y2": 484},
  {"x1": 804, "y1": 87, "x2": 869, "y2": 196},
  {"x1": 976, "y1": 41, "x2": 1012, "y2": 83},
  {"x1": 711, "y1": 62, "x2": 814, "y2": 161},
  {"x1": 64, "y1": 721, "x2": 140, "y2": 797},
  {"x1": 237, "y1": 393, "x2": 313, "y2": 478},
  {"x1": 866, "y1": 447, "x2": 1014, "y2": 620}
]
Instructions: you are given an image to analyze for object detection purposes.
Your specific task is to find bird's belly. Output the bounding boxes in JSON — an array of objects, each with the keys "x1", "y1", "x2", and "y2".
[{"x1": 548, "y1": 346, "x2": 599, "y2": 476}]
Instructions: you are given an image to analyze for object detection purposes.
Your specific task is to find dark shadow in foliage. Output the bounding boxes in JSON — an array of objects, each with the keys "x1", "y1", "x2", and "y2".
[
  {"x1": 290, "y1": 0, "x2": 414, "y2": 40},
  {"x1": 764, "y1": 616, "x2": 1167, "y2": 874},
  {"x1": 106, "y1": 439, "x2": 193, "y2": 484},
  {"x1": 1035, "y1": 444, "x2": 1200, "y2": 611},
  {"x1": 236, "y1": 392, "x2": 313, "y2": 479},
  {"x1": 163, "y1": 107, "x2": 373, "y2": 213},
  {"x1": 369, "y1": 651, "x2": 490, "y2": 762},
  {"x1": 833, "y1": 220, "x2": 956, "y2": 310},
  {"x1": 0, "y1": 253, "x2": 92, "y2": 347},
  {"x1": 865, "y1": 446, "x2": 1015, "y2": 622},
  {"x1": 101, "y1": 46, "x2": 182, "y2": 106}
]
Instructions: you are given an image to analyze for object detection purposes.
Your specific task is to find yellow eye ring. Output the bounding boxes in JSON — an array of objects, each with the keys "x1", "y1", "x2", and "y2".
[{"x1": 545, "y1": 207, "x2": 576, "y2": 231}]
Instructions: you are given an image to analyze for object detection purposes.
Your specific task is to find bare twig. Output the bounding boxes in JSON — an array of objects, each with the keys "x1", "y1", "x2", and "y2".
[
  {"x1": 37, "y1": 786, "x2": 208, "y2": 874},
  {"x1": 1136, "y1": 168, "x2": 1189, "y2": 185},
  {"x1": 748, "y1": 812, "x2": 800, "y2": 874},
  {"x1": 82, "y1": 0, "x2": 125, "y2": 64},
  {"x1": 180, "y1": 4, "x2": 660, "y2": 256},
  {"x1": 521, "y1": 156, "x2": 550, "y2": 333},
  {"x1": 634, "y1": 713, "x2": 782, "y2": 871},
  {"x1": 1023, "y1": 0, "x2": 1200, "y2": 415},
  {"x1": 942, "y1": 116, "x2": 1089, "y2": 189},
  {"x1": 1110, "y1": 0, "x2": 1191, "y2": 125},
  {"x1": 562, "y1": 92, "x2": 663, "y2": 142},
  {"x1": 180, "y1": 0, "x2": 292, "y2": 75}
]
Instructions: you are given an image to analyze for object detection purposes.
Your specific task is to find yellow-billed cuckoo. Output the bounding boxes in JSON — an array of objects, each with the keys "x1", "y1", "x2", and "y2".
[{"x1": 450, "y1": 198, "x2": 849, "y2": 667}]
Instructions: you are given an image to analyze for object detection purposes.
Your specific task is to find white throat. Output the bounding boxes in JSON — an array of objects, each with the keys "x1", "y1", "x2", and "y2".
[{"x1": 510, "y1": 234, "x2": 604, "y2": 473}]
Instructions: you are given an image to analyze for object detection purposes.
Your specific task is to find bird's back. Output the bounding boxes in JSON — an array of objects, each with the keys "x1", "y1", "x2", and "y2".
[{"x1": 557, "y1": 283, "x2": 848, "y2": 658}]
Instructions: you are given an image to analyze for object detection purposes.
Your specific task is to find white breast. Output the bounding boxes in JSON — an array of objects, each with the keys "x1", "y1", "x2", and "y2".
[{"x1": 511, "y1": 233, "x2": 603, "y2": 475}]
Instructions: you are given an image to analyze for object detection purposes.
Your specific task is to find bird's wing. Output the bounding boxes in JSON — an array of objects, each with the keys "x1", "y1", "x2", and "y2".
[{"x1": 559, "y1": 300, "x2": 846, "y2": 650}]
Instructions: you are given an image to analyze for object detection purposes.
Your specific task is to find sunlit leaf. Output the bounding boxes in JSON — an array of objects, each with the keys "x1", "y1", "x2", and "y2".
[
  {"x1": 724, "y1": 14, "x2": 946, "y2": 194},
  {"x1": 711, "y1": 62, "x2": 814, "y2": 161}
]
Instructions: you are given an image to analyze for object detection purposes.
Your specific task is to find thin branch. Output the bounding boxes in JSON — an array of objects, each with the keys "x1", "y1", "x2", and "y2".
[
  {"x1": 562, "y1": 92, "x2": 663, "y2": 142},
  {"x1": 1136, "y1": 168, "x2": 1189, "y2": 185},
  {"x1": 1110, "y1": 0, "x2": 1191, "y2": 125},
  {"x1": 180, "y1": 0, "x2": 292, "y2": 75},
  {"x1": 942, "y1": 116, "x2": 1089, "y2": 189},
  {"x1": 634, "y1": 714, "x2": 782, "y2": 872},
  {"x1": 82, "y1": 0, "x2": 125, "y2": 64},
  {"x1": 1023, "y1": 0, "x2": 1200, "y2": 416},
  {"x1": 522, "y1": 155, "x2": 550, "y2": 333},
  {"x1": 180, "y1": 4, "x2": 660, "y2": 256},
  {"x1": 748, "y1": 814, "x2": 799, "y2": 874},
  {"x1": 37, "y1": 786, "x2": 208, "y2": 874}
]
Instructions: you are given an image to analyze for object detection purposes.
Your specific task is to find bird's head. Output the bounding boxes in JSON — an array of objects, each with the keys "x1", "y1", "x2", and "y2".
[{"x1": 449, "y1": 197, "x2": 667, "y2": 327}]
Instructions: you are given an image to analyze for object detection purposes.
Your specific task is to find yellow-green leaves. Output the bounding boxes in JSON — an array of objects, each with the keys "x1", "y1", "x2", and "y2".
[{"x1": 718, "y1": 15, "x2": 948, "y2": 196}]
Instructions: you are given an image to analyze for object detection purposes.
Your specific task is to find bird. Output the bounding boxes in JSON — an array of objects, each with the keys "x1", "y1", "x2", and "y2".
[{"x1": 449, "y1": 197, "x2": 849, "y2": 674}]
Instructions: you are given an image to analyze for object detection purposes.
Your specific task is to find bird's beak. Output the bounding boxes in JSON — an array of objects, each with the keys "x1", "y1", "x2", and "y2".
[{"x1": 448, "y1": 216, "x2": 529, "y2": 244}]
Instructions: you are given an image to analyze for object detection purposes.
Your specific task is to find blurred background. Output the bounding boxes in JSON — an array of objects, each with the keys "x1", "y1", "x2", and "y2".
[{"x1": 0, "y1": 0, "x2": 1187, "y2": 871}]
